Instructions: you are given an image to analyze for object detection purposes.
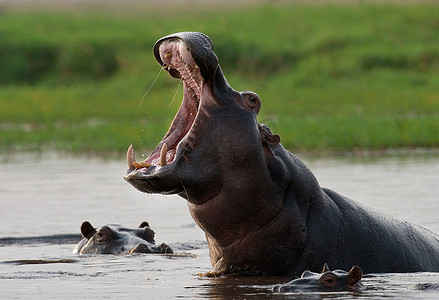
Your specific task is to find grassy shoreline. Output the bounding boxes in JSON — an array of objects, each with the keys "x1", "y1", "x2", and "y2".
[{"x1": 1, "y1": 2, "x2": 439, "y2": 154}]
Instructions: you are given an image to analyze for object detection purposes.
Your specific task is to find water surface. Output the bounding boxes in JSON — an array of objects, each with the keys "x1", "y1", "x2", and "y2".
[{"x1": 1, "y1": 153, "x2": 438, "y2": 299}]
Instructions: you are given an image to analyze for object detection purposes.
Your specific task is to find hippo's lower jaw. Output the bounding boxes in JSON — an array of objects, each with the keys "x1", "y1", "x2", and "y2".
[{"x1": 124, "y1": 36, "x2": 206, "y2": 194}]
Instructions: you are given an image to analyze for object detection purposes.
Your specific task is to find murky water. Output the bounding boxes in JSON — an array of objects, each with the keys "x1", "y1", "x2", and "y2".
[{"x1": 1, "y1": 152, "x2": 438, "y2": 299}]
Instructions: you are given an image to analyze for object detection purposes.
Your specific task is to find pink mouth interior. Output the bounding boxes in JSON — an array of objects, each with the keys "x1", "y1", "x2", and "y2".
[{"x1": 128, "y1": 39, "x2": 203, "y2": 169}]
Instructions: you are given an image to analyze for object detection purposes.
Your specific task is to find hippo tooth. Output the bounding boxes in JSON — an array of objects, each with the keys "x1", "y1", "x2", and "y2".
[
  {"x1": 127, "y1": 144, "x2": 136, "y2": 170},
  {"x1": 159, "y1": 143, "x2": 167, "y2": 166},
  {"x1": 164, "y1": 53, "x2": 172, "y2": 58}
]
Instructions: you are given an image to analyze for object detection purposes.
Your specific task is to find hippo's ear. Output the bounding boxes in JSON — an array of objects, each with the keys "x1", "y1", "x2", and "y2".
[
  {"x1": 264, "y1": 134, "x2": 280, "y2": 146},
  {"x1": 347, "y1": 266, "x2": 363, "y2": 286},
  {"x1": 258, "y1": 123, "x2": 280, "y2": 147},
  {"x1": 267, "y1": 134, "x2": 280, "y2": 146},
  {"x1": 322, "y1": 263, "x2": 330, "y2": 273},
  {"x1": 80, "y1": 221, "x2": 96, "y2": 239},
  {"x1": 141, "y1": 227, "x2": 155, "y2": 243},
  {"x1": 139, "y1": 221, "x2": 150, "y2": 228}
]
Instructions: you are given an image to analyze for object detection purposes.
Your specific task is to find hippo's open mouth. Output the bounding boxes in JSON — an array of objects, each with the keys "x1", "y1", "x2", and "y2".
[{"x1": 125, "y1": 37, "x2": 204, "y2": 177}]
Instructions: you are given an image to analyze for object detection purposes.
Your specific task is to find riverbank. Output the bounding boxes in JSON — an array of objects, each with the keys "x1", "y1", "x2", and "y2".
[{"x1": 1, "y1": 1, "x2": 438, "y2": 154}]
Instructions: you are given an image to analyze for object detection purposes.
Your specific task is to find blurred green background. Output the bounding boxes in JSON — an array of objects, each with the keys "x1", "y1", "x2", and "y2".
[{"x1": 1, "y1": 1, "x2": 438, "y2": 155}]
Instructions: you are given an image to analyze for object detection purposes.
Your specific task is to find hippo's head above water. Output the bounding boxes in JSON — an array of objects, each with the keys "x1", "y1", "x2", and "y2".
[
  {"x1": 125, "y1": 32, "x2": 266, "y2": 201},
  {"x1": 273, "y1": 264, "x2": 363, "y2": 293},
  {"x1": 73, "y1": 221, "x2": 172, "y2": 255}
]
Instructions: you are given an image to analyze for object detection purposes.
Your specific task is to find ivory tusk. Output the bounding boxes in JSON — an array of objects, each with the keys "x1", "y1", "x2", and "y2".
[{"x1": 159, "y1": 143, "x2": 167, "y2": 166}]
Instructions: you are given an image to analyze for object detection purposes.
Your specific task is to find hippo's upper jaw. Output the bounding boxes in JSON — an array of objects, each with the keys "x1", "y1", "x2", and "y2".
[{"x1": 124, "y1": 32, "x2": 263, "y2": 199}]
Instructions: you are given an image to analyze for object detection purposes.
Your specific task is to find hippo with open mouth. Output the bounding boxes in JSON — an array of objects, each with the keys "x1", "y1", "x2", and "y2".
[
  {"x1": 124, "y1": 32, "x2": 439, "y2": 277},
  {"x1": 73, "y1": 221, "x2": 172, "y2": 255}
]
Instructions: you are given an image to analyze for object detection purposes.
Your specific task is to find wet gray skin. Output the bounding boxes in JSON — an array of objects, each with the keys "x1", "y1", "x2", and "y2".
[
  {"x1": 273, "y1": 264, "x2": 363, "y2": 293},
  {"x1": 73, "y1": 221, "x2": 172, "y2": 255},
  {"x1": 124, "y1": 32, "x2": 439, "y2": 276}
]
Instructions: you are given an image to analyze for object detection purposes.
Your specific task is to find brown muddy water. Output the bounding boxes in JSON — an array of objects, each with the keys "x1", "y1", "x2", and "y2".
[{"x1": 1, "y1": 152, "x2": 438, "y2": 299}]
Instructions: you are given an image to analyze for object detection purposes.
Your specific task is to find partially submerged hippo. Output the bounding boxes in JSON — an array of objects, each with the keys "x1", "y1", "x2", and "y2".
[
  {"x1": 124, "y1": 32, "x2": 439, "y2": 276},
  {"x1": 73, "y1": 221, "x2": 172, "y2": 255},
  {"x1": 273, "y1": 264, "x2": 363, "y2": 292}
]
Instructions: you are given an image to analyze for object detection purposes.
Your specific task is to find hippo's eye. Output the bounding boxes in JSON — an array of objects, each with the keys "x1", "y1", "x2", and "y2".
[
  {"x1": 242, "y1": 92, "x2": 260, "y2": 111},
  {"x1": 96, "y1": 232, "x2": 105, "y2": 242},
  {"x1": 319, "y1": 273, "x2": 338, "y2": 287},
  {"x1": 96, "y1": 226, "x2": 114, "y2": 243}
]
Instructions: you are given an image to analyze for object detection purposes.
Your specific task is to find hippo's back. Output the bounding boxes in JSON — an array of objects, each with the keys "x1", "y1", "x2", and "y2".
[{"x1": 323, "y1": 188, "x2": 439, "y2": 273}]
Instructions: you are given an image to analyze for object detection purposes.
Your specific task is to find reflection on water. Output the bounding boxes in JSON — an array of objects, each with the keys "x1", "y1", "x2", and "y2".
[{"x1": 0, "y1": 152, "x2": 438, "y2": 299}]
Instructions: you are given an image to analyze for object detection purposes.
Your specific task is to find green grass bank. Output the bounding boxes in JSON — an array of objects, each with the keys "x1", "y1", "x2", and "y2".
[{"x1": 1, "y1": 1, "x2": 439, "y2": 155}]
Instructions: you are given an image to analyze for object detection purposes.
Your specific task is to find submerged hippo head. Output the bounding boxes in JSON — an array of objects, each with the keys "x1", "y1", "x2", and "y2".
[
  {"x1": 73, "y1": 221, "x2": 172, "y2": 255},
  {"x1": 273, "y1": 264, "x2": 363, "y2": 293}
]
